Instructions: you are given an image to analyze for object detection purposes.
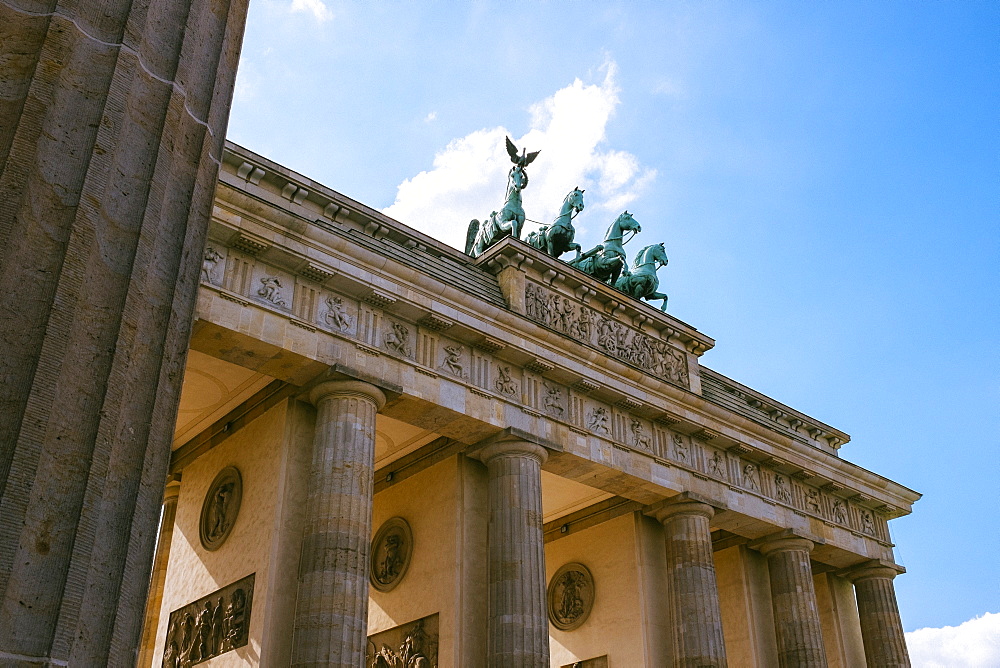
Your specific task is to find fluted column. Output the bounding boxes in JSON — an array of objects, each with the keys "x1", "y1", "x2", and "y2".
[
  {"x1": 291, "y1": 380, "x2": 386, "y2": 668},
  {"x1": 479, "y1": 440, "x2": 549, "y2": 668},
  {"x1": 136, "y1": 481, "x2": 181, "y2": 668},
  {"x1": 845, "y1": 562, "x2": 910, "y2": 668},
  {"x1": 651, "y1": 499, "x2": 728, "y2": 668},
  {"x1": 0, "y1": 1, "x2": 250, "y2": 664},
  {"x1": 753, "y1": 535, "x2": 828, "y2": 668}
]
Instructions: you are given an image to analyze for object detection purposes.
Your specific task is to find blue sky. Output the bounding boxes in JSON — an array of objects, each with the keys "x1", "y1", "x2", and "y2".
[{"x1": 228, "y1": 0, "x2": 999, "y2": 652}]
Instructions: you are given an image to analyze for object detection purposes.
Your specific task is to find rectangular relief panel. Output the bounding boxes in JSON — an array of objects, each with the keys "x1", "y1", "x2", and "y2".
[
  {"x1": 161, "y1": 573, "x2": 255, "y2": 667},
  {"x1": 367, "y1": 613, "x2": 439, "y2": 667}
]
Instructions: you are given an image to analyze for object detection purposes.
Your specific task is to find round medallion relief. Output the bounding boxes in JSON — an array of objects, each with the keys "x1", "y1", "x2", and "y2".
[
  {"x1": 547, "y1": 562, "x2": 595, "y2": 631},
  {"x1": 370, "y1": 517, "x2": 413, "y2": 592},
  {"x1": 199, "y1": 466, "x2": 242, "y2": 551}
]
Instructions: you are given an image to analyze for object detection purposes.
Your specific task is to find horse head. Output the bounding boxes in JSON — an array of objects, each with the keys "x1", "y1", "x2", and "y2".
[
  {"x1": 634, "y1": 242, "x2": 668, "y2": 269},
  {"x1": 616, "y1": 210, "x2": 641, "y2": 234},
  {"x1": 564, "y1": 186, "x2": 585, "y2": 215}
]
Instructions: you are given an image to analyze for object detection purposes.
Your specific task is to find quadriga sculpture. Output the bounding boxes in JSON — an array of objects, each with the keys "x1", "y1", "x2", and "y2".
[
  {"x1": 616, "y1": 242, "x2": 669, "y2": 311},
  {"x1": 525, "y1": 187, "x2": 585, "y2": 259},
  {"x1": 465, "y1": 137, "x2": 539, "y2": 257},
  {"x1": 567, "y1": 211, "x2": 640, "y2": 286}
]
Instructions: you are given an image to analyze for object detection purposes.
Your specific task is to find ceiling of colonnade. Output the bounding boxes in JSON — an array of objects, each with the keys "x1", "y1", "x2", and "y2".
[{"x1": 174, "y1": 352, "x2": 610, "y2": 523}]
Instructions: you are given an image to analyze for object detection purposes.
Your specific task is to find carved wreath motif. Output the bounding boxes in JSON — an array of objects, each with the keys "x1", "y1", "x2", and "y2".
[
  {"x1": 547, "y1": 562, "x2": 595, "y2": 631},
  {"x1": 370, "y1": 517, "x2": 413, "y2": 592},
  {"x1": 199, "y1": 466, "x2": 242, "y2": 551}
]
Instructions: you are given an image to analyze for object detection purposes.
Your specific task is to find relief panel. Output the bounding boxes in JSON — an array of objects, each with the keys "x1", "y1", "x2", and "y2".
[
  {"x1": 525, "y1": 282, "x2": 689, "y2": 389},
  {"x1": 366, "y1": 614, "x2": 439, "y2": 668},
  {"x1": 161, "y1": 573, "x2": 254, "y2": 668}
]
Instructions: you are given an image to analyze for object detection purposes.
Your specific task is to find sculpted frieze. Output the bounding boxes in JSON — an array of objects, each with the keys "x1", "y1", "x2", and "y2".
[
  {"x1": 495, "y1": 364, "x2": 519, "y2": 397},
  {"x1": 162, "y1": 573, "x2": 254, "y2": 667},
  {"x1": 367, "y1": 614, "x2": 438, "y2": 668},
  {"x1": 525, "y1": 282, "x2": 688, "y2": 388},
  {"x1": 440, "y1": 344, "x2": 466, "y2": 378}
]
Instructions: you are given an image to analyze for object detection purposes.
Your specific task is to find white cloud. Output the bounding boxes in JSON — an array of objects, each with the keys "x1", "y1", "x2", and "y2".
[
  {"x1": 290, "y1": 0, "x2": 333, "y2": 22},
  {"x1": 906, "y1": 612, "x2": 1000, "y2": 668},
  {"x1": 424, "y1": 111, "x2": 437, "y2": 123},
  {"x1": 382, "y1": 61, "x2": 656, "y2": 251}
]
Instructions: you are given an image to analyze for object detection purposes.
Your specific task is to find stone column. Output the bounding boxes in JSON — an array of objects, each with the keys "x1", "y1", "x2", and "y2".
[
  {"x1": 136, "y1": 481, "x2": 181, "y2": 668},
  {"x1": 291, "y1": 380, "x2": 386, "y2": 668},
  {"x1": 0, "y1": 0, "x2": 249, "y2": 665},
  {"x1": 845, "y1": 561, "x2": 910, "y2": 668},
  {"x1": 478, "y1": 440, "x2": 549, "y2": 668},
  {"x1": 651, "y1": 499, "x2": 728, "y2": 668},
  {"x1": 753, "y1": 535, "x2": 829, "y2": 668}
]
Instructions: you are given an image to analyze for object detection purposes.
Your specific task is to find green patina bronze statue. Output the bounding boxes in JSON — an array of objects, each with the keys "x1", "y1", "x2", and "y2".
[
  {"x1": 567, "y1": 210, "x2": 641, "y2": 286},
  {"x1": 616, "y1": 242, "x2": 669, "y2": 311},
  {"x1": 525, "y1": 186, "x2": 585, "y2": 259},
  {"x1": 465, "y1": 137, "x2": 539, "y2": 257}
]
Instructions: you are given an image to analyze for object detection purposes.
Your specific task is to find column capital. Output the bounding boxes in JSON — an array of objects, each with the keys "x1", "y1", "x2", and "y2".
[
  {"x1": 645, "y1": 492, "x2": 718, "y2": 524},
  {"x1": 840, "y1": 558, "x2": 905, "y2": 584},
  {"x1": 476, "y1": 440, "x2": 548, "y2": 466},
  {"x1": 308, "y1": 379, "x2": 386, "y2": 410},
  {"x1": 468, "y1": 427, "x2": 559, "y2": 465},
  {"x1": 749, "y1": 529, "x2": 823, "y2": 557},
  {"x1": 163, "y1": 480, "x2": 181, "y2": 503}
]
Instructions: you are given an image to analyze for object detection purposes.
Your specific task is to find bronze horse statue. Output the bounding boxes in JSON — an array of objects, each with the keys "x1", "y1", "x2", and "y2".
[
  {"x1": 525, "y1": 187, "x2": 585, "y2": 259},
  {"x1": 568, "y1": 211, "x2": 640, "y2": 285},
  {"x1": 465, "y1": 137, "x2": 539, "y2": 257},
  {"x1": 616, "y1": 242, "x2": 670, "y2": 311}
]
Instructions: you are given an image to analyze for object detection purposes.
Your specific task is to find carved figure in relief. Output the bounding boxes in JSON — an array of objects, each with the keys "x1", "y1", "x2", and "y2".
[
  {"x1": 257, "y1": 276, "x2": 286, "y2": 306},
  {"x1": 652, "y1": 340, "x2": 687, "y2": 385},
  {"x1": 860, "y1": 510, "x2": 876, "y2": 535},
  {"x1": 211, "y1": 597, "x2": 224, "y2": 655},
  {"x1": 225, "y1": 587, "x2": 247, "y2": 648},
  {"x1": 543, "y1": 383, "x2": 564, "y2": 416},
  {"x1": 743, "y1": 464, "x2": 760, "y2": 491},
  {"x1": 495, "y1": 365, "x2": 518, "y2": 396},
  {"x1": 466, "y1": 136, "x2": 539, "y2": 257},
  {"x1": 774, "y1": 475, "x2": 791, "y2": 503},
  {"x1": 557, "y1": 570, "x2": 588, "y2": 624},
  {"x1": 370, "y1": 618, "x2": 435, "y2": 668},
  {"x1": 708, "y1": 451, "x2": 725, "y2": 478},
  {"x1": 201, "y1": 247, "x2": 222, "y2": 284},
  {"x1": 672, "y1": 433, "x2": 688, "y2": 460},
  {"x1": 378, "y1": 534, "x2": 404, "y2": 583},
  {"x1": 525, "y1": 186, "x2": 585, "y2": 259},
  {"x1": 615, "y1": 243, "x2": 670, "y2": 311},
  {"x1": 196, "y1": 600, "x2": 214, "y2": 662},
  {"x1": 441, "y1": 345, "x2": 465, "y2": 377},
  {"x1": 832, "y1": 499, "x2": 848, "y2": 524},
  {"x1": 324, "y1": 296, "x2": 352, "y2": 331},
  {"x1": 630, "y1": 419, "x2": 651, "y2": 450},
  {"x1": 569, "y1": 211, "x2": 642, "y2": 285},
  {"x1": 571, "y1": 304, "x2": 593, "y2": 339},
  {"x1": 384, "y1": 321, "x2": 412, "y2": 357},
  {"x1": 805, "y1": 489, "x2": 821, "y2": 512},
  {"x1": 587, "y1": 407, "x2": 610, "y2": 435},
  {"x1": 207, "y1": 481, "x2": 235, "y2": 542}
]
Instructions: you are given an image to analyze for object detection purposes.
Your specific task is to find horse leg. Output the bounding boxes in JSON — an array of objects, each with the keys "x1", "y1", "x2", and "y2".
[
  {"x1": 646, "y1": 291, "x2": 669, "y2": 311},
  {"x1": 569, "y1": 243, "x2": 582, "y2": 261}
]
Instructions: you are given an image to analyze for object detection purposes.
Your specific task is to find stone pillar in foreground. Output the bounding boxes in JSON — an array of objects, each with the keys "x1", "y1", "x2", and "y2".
[
  {"x1": 651, "y1": 498, "x2": 728, "y2": 668},
  {"x1": 136, "y1": 480, "x2": 181, "y2": 668},
  {"x1": 478, "y1": 439, "x2": 549, "y2": 668},
  {"x1": 753, "y1": 534, "x2": 829, "y2": 668},
  {"x1": 0, "y1": 1, "x2": 249, "y2": 664},
  {"x1": 291, "y1": 380, "x2": 386, "y2": 668},
  {"x1": 844, "y1": 561, "x2": 910, "y2": 668}
]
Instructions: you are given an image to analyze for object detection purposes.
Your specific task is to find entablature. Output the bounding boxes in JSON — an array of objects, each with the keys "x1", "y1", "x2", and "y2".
[{"x1": 200, "y1": 141, "x2": 920, "y2": 561}]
